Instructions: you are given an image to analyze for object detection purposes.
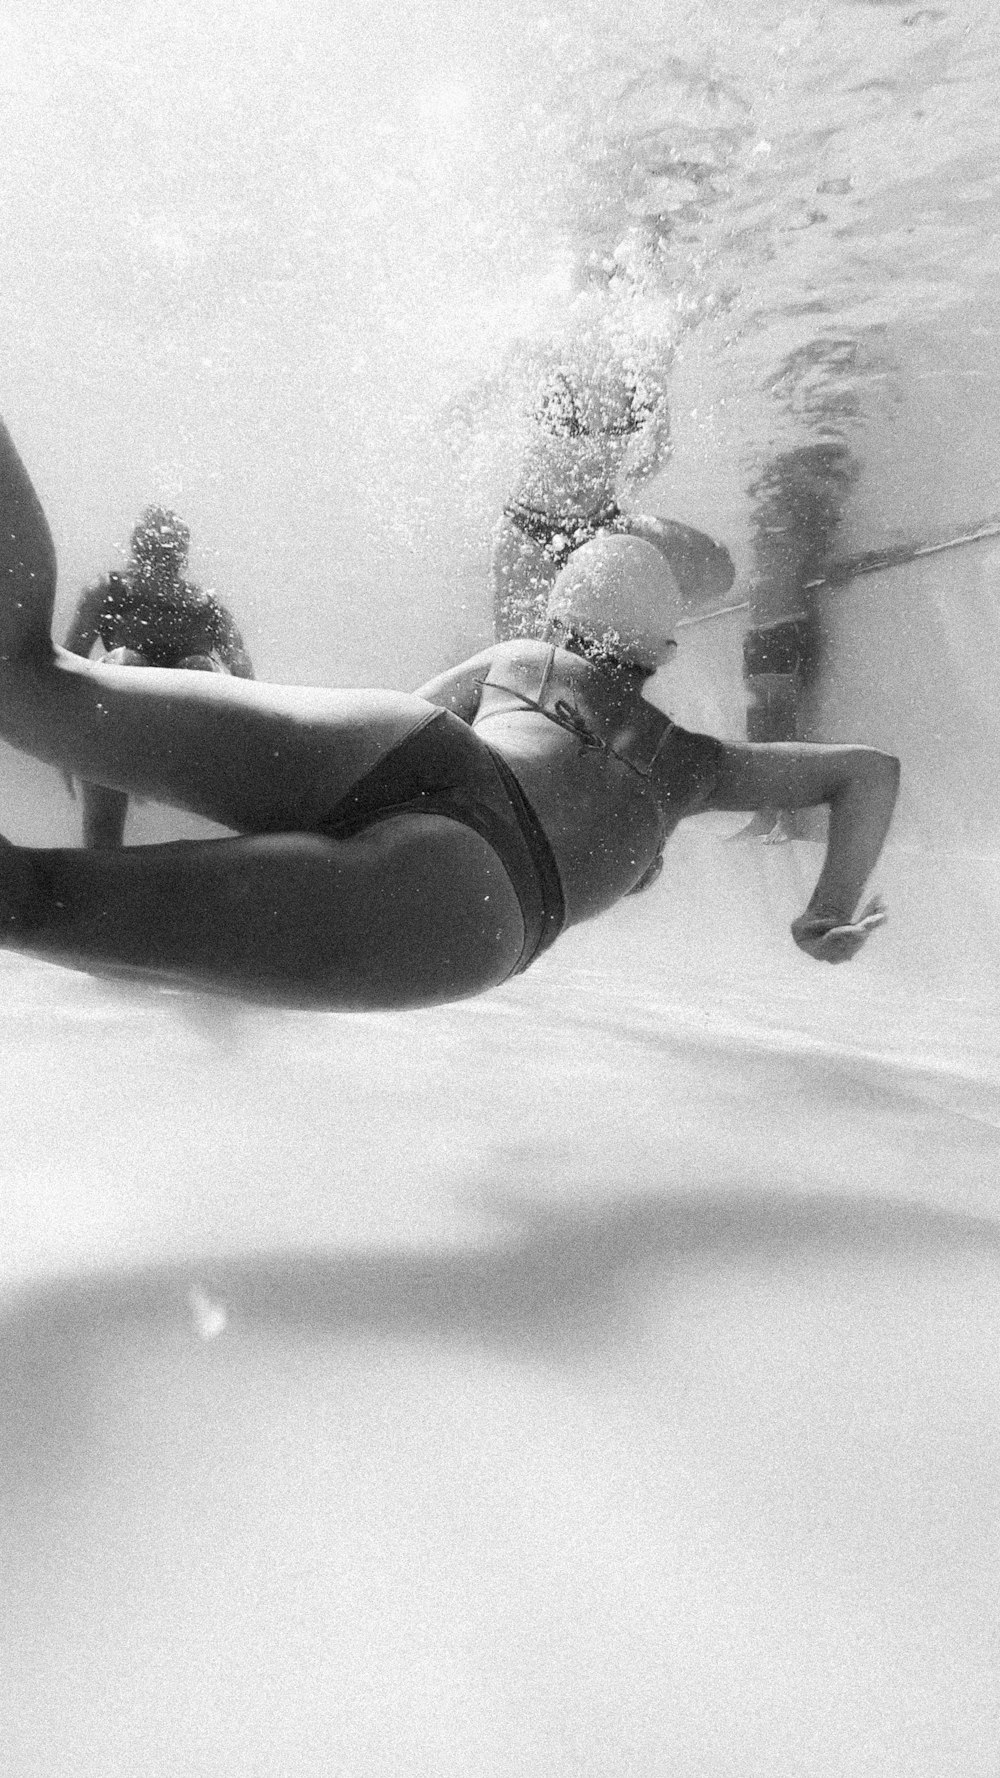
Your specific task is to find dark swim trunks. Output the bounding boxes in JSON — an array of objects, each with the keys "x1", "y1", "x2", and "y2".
[{"x1": 323, "y1": 708, "x2": 565, "y2": 976}]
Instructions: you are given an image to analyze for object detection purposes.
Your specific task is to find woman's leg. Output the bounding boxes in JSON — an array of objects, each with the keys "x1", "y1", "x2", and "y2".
[
  {"x1": 0, "y1": 420, "x2": 434, "y2": 833},
  {"x1": 1, "y1": 814, "x2": 526, "y2": 1009},
  {"x1": 75, "y1": 650, "x2": 146, "y2": 847},
  {"x1": 490, "y1": 514, "x2": 558, "y2": 641},
  {"x1": 75, "y1": 654, "x2": 221, "y2": 848},
  {"x1": 617, "y1": 513, "x2": 735, "y2": 609}
]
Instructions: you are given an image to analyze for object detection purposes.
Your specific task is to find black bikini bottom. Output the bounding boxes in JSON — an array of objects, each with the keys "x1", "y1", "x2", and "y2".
[
  {"x1": 503, "y1": 501, "x2": 623, "y2": 564},
  {"x1": 323, "y1": 709, "x2": 566, "y2": 976}
]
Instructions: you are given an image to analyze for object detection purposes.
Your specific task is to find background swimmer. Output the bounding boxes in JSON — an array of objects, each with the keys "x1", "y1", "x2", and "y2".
[{"x1": 63, "y1": 506, "x2": 255, "y2": 847}]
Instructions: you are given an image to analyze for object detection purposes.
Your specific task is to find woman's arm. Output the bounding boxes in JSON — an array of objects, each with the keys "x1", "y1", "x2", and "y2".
[
  {"x1": 704, "y1": 740, "x2": 901, "y2": 962},
  {"x1": 412, "y1": 646, "x2": 499, "y2": 723}
]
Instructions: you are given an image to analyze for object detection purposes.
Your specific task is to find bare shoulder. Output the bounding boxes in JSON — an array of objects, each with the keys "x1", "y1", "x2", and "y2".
[
  {"x1": 412, "y1": 639, "x2": 546, "y2": 722},
  {"x1": 482, "y1": 638, "x2": 554, "y2": 676}
]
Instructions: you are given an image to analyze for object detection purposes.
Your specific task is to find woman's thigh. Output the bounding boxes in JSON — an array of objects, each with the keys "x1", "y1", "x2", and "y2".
[
  {"x1": 0, "y1": 647, "x2": 436, "y2": 835},
  {"x1": 20, "y1": 813, "x2": 528, "y2": 1009}
]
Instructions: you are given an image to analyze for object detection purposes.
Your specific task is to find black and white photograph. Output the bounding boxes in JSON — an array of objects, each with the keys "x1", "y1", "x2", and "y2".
[{"x1": 3, "y1": 3, "x2": 999, "y2": 1772}]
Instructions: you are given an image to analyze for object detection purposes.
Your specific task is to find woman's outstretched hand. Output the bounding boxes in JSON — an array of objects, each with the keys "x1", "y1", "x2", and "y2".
[{"x1": 791, "y1": 895, "x2": 888, "y2": 964}]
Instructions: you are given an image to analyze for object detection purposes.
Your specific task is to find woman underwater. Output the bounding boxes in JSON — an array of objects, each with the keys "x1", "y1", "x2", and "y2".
[{"x1": 0, "y1": 417, "x2": 897, "y2": 1010}]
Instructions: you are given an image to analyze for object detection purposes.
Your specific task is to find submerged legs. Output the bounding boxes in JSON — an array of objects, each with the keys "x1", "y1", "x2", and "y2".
[{"x1": 4, "y1": 816, "x2": 525, "y2": 1008}]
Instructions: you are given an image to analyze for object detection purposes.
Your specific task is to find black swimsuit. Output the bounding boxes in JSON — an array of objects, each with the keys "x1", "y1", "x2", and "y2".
[{"x1": 323, "y1": 708, "x2": 565, "y2": 976}]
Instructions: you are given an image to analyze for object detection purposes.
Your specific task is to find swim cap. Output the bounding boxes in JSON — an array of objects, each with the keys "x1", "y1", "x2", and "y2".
[
  {"x1": 130, "y1": 506, "x2": 191, "y2": 567},
  {"x1": 546, "y1": 532, "x2": 683, "y2": 670}
]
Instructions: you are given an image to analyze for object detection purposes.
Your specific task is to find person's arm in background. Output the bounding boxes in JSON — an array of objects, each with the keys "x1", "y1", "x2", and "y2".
[
  {"x1": 62, "y1": 583, "x2": 107, "y2": 658},
  {"x1": 213, "y1": 605, "x2": 255, "y2": 679}
]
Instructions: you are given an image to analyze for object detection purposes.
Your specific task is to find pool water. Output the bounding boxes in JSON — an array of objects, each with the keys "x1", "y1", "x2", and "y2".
[{"x1": 3, "y1": 3, "x2": 1000, "y2": 1772}]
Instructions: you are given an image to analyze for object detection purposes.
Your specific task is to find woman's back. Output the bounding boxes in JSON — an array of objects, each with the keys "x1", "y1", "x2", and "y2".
[{"x1": 471, "y1": 640, "x2": 715, "y2": 924}]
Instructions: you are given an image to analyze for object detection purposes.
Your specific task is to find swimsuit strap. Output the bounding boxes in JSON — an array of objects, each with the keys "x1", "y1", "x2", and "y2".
[
  {"x1": 474, "y1": 677, "x2": 607, "y2": 753},
  {"x1": 476, "y1": 645, "x2": 674, "y2": 783},
  {"x1": 475, "y1": 644, "x2": 602, "y2": 748},
  {"x1": 644, "y1": 718, "x2": 678, "y2": 774},
  {"x1": 476, "y1": 654, "x2": 672, "y2": 877}
]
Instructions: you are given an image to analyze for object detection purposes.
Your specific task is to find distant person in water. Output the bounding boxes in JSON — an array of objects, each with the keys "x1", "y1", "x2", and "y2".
[
  {"x1": 737, "y1": 444, "x2": 858, "y2": 844},
  {"x1": 492, "y1": 358, "x2": 735, "y2": 640},
  {"x1": 0, "y1": 417, "x2": 896, "y2": 1011},
  {"x1": 63, "y1": 505, "x2": 255, "y2": 847}
]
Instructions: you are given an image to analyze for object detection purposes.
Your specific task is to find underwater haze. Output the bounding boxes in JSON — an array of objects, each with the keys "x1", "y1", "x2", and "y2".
[{"x1": 4, "y1": 3, "x2": 1000, "y2": 1774}]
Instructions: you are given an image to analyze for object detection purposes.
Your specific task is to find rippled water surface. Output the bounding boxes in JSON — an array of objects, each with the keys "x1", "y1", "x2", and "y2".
[{"x1": 0, "y1": 1, "x2": 998, "y2": 662}]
